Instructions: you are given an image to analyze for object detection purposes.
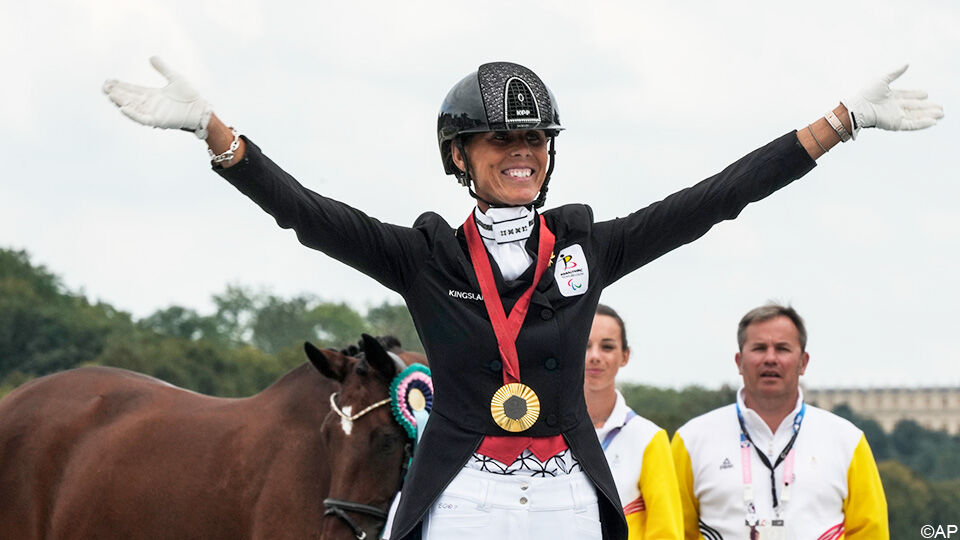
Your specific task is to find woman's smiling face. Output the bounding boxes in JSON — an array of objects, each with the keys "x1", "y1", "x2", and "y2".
[
  {"x1": 451, "y1": 130, "x2": 549, "y2": 209},
  {"x1": 584, "y1": 314, "x2": 630, "y2": 393}
]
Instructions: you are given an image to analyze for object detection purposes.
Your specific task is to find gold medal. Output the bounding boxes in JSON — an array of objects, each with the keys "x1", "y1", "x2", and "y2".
[{"x1": 490, "y1": 383, "x2": 540, "y2": 432}]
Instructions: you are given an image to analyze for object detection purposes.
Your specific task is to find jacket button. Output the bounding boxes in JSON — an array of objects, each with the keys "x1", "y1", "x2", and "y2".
[
  {"x1": 540, "y1": 308, "x2": 554, "y2": 320},
  {"x1": 543, "y1": 357, "x2": 559, "y2": 370},
  {"x1": 546, "y1": 414, "x2": 558, "y2": 426},
  {"x1": 489, "y1": 360, "x2": 502, "y2": 372}
]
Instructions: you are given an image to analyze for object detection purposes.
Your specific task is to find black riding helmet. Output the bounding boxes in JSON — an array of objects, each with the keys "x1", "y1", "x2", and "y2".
[{"x1": 437, "y1": 62, "x2": 563, "y2": 208}]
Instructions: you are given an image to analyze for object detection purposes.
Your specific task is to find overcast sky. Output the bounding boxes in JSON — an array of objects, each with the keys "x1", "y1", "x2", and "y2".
[{"x1": 2, "y1": 1, "x2": 957, "y2": 390}]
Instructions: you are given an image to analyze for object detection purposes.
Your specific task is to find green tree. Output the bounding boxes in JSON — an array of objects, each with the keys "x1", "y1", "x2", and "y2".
[
  {"x1": 310, "y1": 301, "x2": 369, "y2": 349},
  {"x1": 211, "y1": 285, "x2": 258, "y2": 344},
  {"x1": 929, "y1": 479, "x2": 960, "y2": 528},
  {"x1": 366, "y1": 302, "x2": 423, "y2": 352},
  {"x1": 0, "y1": 249, "x2": 61, "y2": 299},
  {"x1": 619, "y1": 384, "x2": 737, "y2": 435},
  {"x1": 0, "y1": 248, "x2": 133, "y2": 379},
  {"x1": 251, "y1": 295, "x2": 319, "y2": 353},
  {"x1": 879, "y1": 460, "x2": 935, "y2": 539},
  {"x1": 91, "y1": 332, "x2": 300, "y2": 397},
  {"x1": 139, "y1": 306, "x2": 222, "y2": 342},
  {"x1": 829, "y1": 403, "x2": 891, "y2": 460},
  {"x1": 207, "y1": 287, "x2": 373, "y2": 353},
  {"x1": 0, "y1": 370, "x2": 33, "y2": 399},
  {"x1": 888, "y1": 419, "x2": 960, "y2": 480}
]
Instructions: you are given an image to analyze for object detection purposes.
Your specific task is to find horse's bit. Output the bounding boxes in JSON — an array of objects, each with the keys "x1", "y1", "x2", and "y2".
[{"x1": 324, "y1": 392, "x2": 395, "y2": 540}]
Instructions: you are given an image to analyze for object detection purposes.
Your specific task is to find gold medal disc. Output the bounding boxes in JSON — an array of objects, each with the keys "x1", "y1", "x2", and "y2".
[{"x1": 490, "y1": 383, "x2": 540, "y2": 432}]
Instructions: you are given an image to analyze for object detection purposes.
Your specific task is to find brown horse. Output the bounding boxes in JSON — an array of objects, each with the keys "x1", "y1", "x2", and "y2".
[{"x1": 0, "y1": 334, "x2": 424, "y2": 539}]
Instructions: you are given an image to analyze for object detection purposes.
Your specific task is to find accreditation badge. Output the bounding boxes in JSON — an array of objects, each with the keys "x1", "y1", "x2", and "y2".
[
  {"x1": 490, "y1": 383, "x2": 541, "y2": 432},
  {"x1": 752, "y1": 521, "x2": 787, "y2": 540}
]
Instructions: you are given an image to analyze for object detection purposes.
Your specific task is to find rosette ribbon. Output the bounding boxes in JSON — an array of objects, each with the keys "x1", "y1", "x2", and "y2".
[{"x1": 389, "y1": 364, "x2": 433, "y2": 443}]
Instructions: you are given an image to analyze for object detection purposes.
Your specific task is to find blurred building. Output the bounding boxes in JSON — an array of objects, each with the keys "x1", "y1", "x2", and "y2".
[{"x1": 806, "y1": 386, "x2": 960, "y2": 435}]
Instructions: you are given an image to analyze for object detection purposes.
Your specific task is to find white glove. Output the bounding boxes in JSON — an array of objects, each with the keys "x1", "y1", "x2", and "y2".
[
  {"x1": 840, "y1": 64, "x2": 944, "y2": 139},
  {"x1": 103, "y1": 57, "x2": 212, "y2": 139}
]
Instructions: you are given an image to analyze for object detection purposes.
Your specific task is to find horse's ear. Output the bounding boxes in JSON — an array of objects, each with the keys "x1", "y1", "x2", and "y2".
[
  {"x1": 304, "y1": 341, "x2": 348, "y2": 381},
  {"x1": 361, "y1": 334, "x2": 397, "y2": 382}
]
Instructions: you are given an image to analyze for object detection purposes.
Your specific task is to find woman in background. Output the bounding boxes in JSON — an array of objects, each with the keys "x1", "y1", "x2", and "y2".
[{"x1": 586, "y1": 305, "x2": 682, "y2": 539}]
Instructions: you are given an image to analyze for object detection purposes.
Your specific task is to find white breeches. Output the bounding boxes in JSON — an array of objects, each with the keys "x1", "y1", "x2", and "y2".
[{"x1": 421, "y1": 467, "x2": 602, "y2": 540}]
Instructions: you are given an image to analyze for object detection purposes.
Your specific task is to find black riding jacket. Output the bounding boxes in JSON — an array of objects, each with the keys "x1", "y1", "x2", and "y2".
[{"x1": 216, "y1": 131, "x2": 816, "y2": 540}]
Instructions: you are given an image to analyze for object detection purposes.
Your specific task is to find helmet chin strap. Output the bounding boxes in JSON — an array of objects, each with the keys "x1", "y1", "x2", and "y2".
[
  {"x1": 456, "y1": 136, "x2": 557, "y2": 210},
  {"x1": 531, "y1": 136, "x2": 556, "y2": 209},
  {"x1": 455, "y1": 138, "x2": 496, "y2": 208}
]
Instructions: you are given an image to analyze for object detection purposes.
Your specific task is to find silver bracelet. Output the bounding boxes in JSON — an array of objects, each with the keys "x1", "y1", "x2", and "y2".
[
  {"x1": 824, "y1": 111, "x2": 851, "y2": 143},
  {"x1": 807, "y1": 125, "x2": 827, "y2": 153},
  {"x1": 208, "y1": 127, "x2": 241, "y2": 163}
]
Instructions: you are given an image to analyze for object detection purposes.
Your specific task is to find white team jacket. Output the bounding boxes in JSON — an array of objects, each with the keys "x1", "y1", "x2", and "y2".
[
  {"x1": 596, "y1": 390, "x2": 682, "y2": 540},
  {"x1": 671, "y1": 389, "x2": 887, "y2": 540}
]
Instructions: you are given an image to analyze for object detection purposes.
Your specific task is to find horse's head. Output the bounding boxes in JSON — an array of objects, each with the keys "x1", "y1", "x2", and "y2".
[{"x1": 305, "y1": 334, "x2": 413, "y2": 540}]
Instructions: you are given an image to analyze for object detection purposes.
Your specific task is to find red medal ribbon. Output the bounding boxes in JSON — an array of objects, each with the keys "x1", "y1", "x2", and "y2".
[
  {"x1": 464, "y1": 213, "x2": 554, "y2": 384},
  {"x1": 463, "y1": 212, "x2": 567, "y2": 463}
]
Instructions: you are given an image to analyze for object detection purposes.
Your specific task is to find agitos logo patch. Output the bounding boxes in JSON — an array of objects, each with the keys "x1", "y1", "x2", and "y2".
[{"x1": 554, "y1": 244, "x2": 588, "y2": 297}]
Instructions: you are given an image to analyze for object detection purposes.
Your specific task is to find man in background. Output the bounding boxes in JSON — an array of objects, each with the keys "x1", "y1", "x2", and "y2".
[{"x1": 671, "y1": 304, "x2": 887, "y2": 540}]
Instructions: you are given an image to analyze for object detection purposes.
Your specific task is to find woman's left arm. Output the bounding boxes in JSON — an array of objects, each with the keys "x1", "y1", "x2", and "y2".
[
  {"x1": 797, "y1": 65, "x2": 943, "y2": 160},
  {"x1": 595, "y1": 65, "x2": 942, "y2": 284}
]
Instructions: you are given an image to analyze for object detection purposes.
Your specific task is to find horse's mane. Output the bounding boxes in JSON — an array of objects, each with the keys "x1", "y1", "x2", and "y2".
[{"x1": 338, "y1": 335, "x2": 403, "y2": 357}]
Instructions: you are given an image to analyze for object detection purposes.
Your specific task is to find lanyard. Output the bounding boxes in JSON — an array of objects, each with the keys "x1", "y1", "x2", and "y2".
[
  {"x1": 736, "y1": 402, "x2": 805, "y2": 515},
  {"x1": 462, "y1": 213, "x2": 555, "y2": 384},
  {"x1": 601, "y1": 410, "x2": 638, "y2": 452}
]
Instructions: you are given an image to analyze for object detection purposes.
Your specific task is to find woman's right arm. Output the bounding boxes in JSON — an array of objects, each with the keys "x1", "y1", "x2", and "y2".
[
  {"x1": 212, "y1": 134, "x2": 431, "y2": 292},
  {"x1": 104, "y1": 57, "x2": 431, "y2": 293}
]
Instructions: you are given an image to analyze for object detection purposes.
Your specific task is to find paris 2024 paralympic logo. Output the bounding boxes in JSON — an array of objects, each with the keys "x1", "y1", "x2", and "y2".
[{"x1": 554, "y1": 244, "x2": 588, "y2": 298}]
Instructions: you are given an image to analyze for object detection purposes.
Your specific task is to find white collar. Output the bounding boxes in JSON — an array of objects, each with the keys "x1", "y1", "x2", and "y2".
[
  {"x1": 595, "y1": 390, "x2": 632, "y2": 439},
  {"x1": 473, "y1": 206, "x2": 536, "y2": 244},
  {"x1": 736, "y1": 386, "x2": 805, "y2": 438}
]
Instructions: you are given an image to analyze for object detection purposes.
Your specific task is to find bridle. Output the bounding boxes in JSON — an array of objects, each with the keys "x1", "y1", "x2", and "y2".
[
  {"x1": 323, "y1": 499, "x2": 388, "y2": 540},
  {"x1": 323, "y1": 392, "x2": 404, "y2": 540}
]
